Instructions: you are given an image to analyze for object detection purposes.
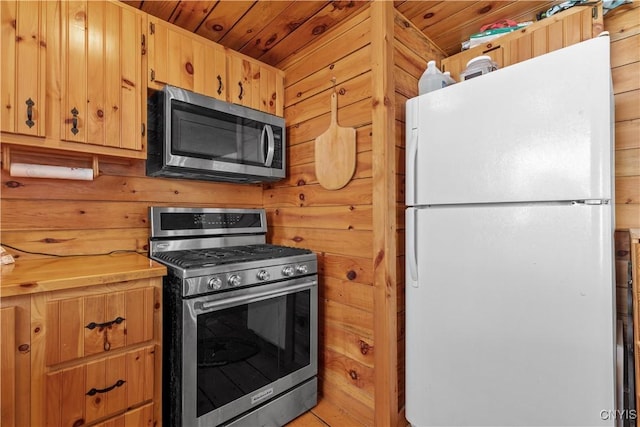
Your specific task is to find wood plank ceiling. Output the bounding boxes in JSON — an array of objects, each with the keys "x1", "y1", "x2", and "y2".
[{"x1": 121, "y1": 0, "x2": 562, "y2": 66}]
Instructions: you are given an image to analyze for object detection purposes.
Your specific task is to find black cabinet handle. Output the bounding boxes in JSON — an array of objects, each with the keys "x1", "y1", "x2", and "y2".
[
  {"x1": 86, "y1": 379, "x2": 126, "y2": 396},
  {"x1": 70, "y1": 107, "x2": 79, "y2": 135},
  {"x1": 238, "y1": 81, "x2": 244, "y2": 100},
  {"x1": 482, "y1": 45, "x2": 501, "y2": 54},
  {"x1": 85, "y1": 316, "x2": 125, "y2": 331},
  {"x1": 217, "y1": 75, "x2": 223, "y2": 95},
  {"x1": 25, "y1": 98, "x2": 35, "y2": 128}
]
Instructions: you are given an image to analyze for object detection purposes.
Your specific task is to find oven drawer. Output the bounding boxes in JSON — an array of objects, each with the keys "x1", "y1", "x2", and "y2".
[
  {"x1": 46, "y1": 345, "x2": 155, "y2": 426},
  {"x1": 44, "y1": 287, "x2": 155, "y2": 365}
]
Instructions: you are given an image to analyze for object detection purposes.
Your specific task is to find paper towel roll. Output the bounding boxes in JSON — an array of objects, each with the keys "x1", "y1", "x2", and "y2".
[{"x1": 10, "y1": 163, "x2": 94, "y2": 181}]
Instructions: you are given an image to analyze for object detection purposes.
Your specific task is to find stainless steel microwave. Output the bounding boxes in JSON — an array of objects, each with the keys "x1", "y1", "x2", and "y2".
[{"x1": 147, "y1": 85, "x2": 285, "y2": 183}]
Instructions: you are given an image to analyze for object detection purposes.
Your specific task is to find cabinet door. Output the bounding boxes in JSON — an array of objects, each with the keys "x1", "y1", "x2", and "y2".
[
  {"x1": 259, "y1": 65, "x2": 281, "y2": 116},
  {"x1": 193, "y1": 38, "x2": 227, "y2": 100},
  {"x1": 0, "y1": 1, "x2": 47, "y2": 137},
  {"x1": 504, "y1": 5, "x2": 602, "y2": 67},
  {"x1": 46, "y1": 346, "x2": 155, "y2": 426},
  {"x1": 219, "y1": 52, "x2": 284, "y2": 114},
  {"x1": 45, "y1": 287, "x2": 155, "y2": 365},
  {"x1": 1, "y1": 307, "x2": 17, "y2": 427},
  {"x1": 227, "y1": 53, "x2": 256, "y2": 109},
  {"x1": 61, "y1": 1, "x2": 144, "y2": 151},
  {"x1": 147, "y1": 18, "x2": 227, "y2": 101},
  {"x1": 0, "y1": 297, "x2": 31, "y2": 427}
]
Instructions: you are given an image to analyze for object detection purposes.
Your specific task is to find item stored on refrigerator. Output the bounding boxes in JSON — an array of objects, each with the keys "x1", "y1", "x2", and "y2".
[
  {"x1": 459, "y1": 55, "x2": 498, "y2": 81},
  {"x1": 418, "y1": 60, "x2": 448, "y2": 94}
]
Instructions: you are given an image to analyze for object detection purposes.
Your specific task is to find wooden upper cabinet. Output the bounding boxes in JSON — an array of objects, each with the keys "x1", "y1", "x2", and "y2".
[
  {"x1": 226, "y1": 52, "x2": 283, "y2": 116},
  {"x1": 0, "y1": 1, "x2": 48, "y2": 137},
  {"x1": 147, "y1": 17, "x2": 284, "y2": 116},
  {"x1": 441, "y1": 3, "x2": 604, "y2": 82},
  {"x1": 147, "y1": 17, "x2": 227, "y2": 101},
  {"x1": 227, "y1": 53, "x2": 254, "y2": 109},
  {"x1": 60, "y1": 0, "x2": 145, "y2": 152}
]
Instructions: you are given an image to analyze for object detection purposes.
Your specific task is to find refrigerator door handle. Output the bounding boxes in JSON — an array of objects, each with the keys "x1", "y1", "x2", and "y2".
[
  {"x1": 406, "y1": 128, "x2": 418, "y2": 206},
  {"x1": 407, "y1": 208, "x2": 418, "y2": 286}
]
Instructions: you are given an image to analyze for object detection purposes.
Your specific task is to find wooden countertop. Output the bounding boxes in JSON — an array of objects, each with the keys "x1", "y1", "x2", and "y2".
[{"x1": 0, "y1": 253, "x2": 166, "y2": 297}]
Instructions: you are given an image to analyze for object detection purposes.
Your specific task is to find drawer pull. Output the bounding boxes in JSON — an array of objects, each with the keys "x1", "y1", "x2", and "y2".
[
  {"x1": 238, "y1": 81, "x2": 244, "y2": 100},
  {"x1": 85, "y1": 316, "x2": 125, "y2": 330},
  {"x1": 25, "y1": 98, "x2": 35, "y2": 128},
  {"x1": 86, "y1": 379, "x2": 126, "y2": 396}
]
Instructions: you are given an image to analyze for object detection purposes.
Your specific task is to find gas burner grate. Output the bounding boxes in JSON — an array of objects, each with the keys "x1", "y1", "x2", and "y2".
[{"x1": 153, "y1": 244, "x2": 312, "y2": 269}]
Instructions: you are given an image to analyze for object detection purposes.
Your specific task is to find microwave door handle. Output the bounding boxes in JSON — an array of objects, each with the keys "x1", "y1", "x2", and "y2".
[{"x1": 261, "y1": 124, "x2": 275, "y2": 167}]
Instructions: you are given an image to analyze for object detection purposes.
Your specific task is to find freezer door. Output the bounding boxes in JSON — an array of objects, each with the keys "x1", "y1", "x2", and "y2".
[
  {"x1": 405, "y1": 36, "x2": 612, "y2": 206},
  {"x1": 405, "y1": 203, "x2": 615, "y2": 426}
]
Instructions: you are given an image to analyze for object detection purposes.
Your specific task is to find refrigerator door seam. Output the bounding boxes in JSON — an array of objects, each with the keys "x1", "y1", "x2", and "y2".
[{"x1": 417, "y1": 200, "x2": 611, "y2": 208}]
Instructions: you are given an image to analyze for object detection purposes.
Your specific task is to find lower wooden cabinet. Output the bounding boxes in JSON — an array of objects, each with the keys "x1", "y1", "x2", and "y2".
[
  {"x1": 93, "y1": 402, "x2": 155, "y2": 427},
  {"x1": 0, "y1": 296, "x2": 31, "y2": 427},
  {"x1": 0, "y1": 277, "x2": 162, "y2": 427},
  {"x1": 0, "y1": 307, "x2": 17, "y2": 427},
  {"x1": 46, "y1": 346, "x2": 155, "y2": 426},
  {"x1": 44, "y1": 287, "x2": 155, "y2": 365}
]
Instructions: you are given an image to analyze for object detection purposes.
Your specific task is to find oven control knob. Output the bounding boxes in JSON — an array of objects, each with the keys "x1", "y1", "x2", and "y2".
[
  {"x1": 208, "y1": 277, "x2": 222, "y2": 291},
  {"x1": 296, "y1": 264, "x2": 309, "y2": 275},
  {"x1": 282, "y1": 266, "x2": 295, "y2": 277},
  {"x1": 257, "y1": 270, "x2": 270, "y2": 281},
  {"x1": 228, "y1": 274, "x2": 242, "y2": 287}
]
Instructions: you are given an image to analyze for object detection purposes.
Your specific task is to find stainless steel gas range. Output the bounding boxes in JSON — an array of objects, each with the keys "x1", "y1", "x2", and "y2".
[{"x1": 149, "y1": 207, "x2": 318, "y2": 427}]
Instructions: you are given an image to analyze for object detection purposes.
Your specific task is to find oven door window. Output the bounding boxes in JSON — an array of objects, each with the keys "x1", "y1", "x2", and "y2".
[
  {"x1": 196, "y1": 289, "x2": 311, "y2": 417},
  {"x1": 170, "y1": 99, "x2": 282, "y2": 168}
]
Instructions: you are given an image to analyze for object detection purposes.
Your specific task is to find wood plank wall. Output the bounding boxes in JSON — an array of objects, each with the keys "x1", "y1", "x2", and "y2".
[
  {"x1": 271, "y1": 4, "x2": 444, "y2": 425},
  {"x1": 0, "y1": 154, "x2": 262, "y2": 259},
  {"x1": 606, "y1": 3, "x2": 640, "y2": 230},
  {"x1": 270, "y1": 7, "x2": 377, "y2": 424},
  {"x1": 370, "y1": 3, "x2": 399, "y2": 426}
]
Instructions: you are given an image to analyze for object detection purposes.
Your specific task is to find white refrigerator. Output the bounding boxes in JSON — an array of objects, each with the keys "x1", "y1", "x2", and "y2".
[{"x1": 405, "y1": 35, "x2": 616, "y2": 426}]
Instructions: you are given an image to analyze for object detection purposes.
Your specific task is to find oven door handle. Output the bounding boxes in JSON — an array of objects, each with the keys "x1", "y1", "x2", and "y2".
[{"x1": 196, "y1": 280, "x2": 316, "y2": 312}]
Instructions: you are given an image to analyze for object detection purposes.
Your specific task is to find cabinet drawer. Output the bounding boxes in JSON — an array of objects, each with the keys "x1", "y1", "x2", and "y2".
[
  {"x1": 46, "y1": 345, "x2": 155, "y2": 427},
  {"x1": 93, "y1": 402, "x2": 154, "y2": 427},
  {"x1": 46, "y1": 287, "x2": 155, "y2": 366}
]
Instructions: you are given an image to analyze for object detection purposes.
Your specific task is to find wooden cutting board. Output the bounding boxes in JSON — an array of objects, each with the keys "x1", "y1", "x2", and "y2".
[{"x1": 315, "y1": 92, "x2": 356, "y2": 190}]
